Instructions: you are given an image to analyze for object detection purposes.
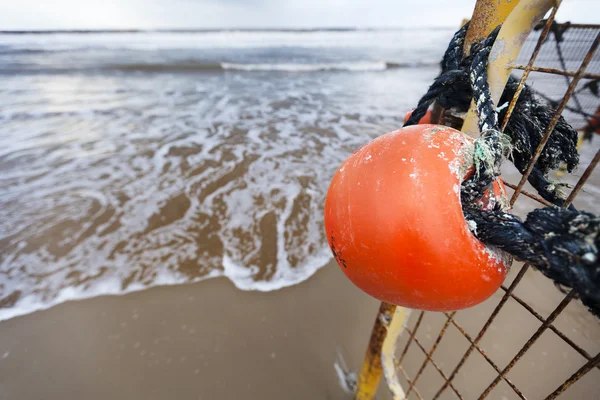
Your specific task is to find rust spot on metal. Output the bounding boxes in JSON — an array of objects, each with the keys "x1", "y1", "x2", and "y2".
[
  {"x1": 463, "y1": 0, "x2": 520, "y2": 55},
  {"x1": 447, "y1": 316, "x2": 527, "y2": 400}
]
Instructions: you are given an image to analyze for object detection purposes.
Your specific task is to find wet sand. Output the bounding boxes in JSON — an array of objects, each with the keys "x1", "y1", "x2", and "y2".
[{"x1": 0, "y1": 263, "x2": 381, "y2": 400}]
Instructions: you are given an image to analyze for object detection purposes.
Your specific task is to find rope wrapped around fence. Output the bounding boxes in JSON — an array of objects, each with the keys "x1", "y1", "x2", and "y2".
[{"x1": 404, "y1": 24, "x2": 600, "y2": 317}]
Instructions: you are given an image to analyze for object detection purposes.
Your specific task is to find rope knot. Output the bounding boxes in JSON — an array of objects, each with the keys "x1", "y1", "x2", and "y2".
[{"x1": 473, "y1": 129, "x2": 510, "y2": 178}]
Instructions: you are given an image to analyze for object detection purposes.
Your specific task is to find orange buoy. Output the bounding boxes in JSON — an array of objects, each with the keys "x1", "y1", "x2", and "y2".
[
  {"x1": 403, "y1": 109, "x2": 432, "y2": 125},
  {"x1": 324, "y1": 125, "x2": 511, "y2": 311}
]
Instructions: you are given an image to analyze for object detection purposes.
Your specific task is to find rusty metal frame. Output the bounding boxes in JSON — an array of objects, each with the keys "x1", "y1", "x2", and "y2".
[
  {"x1": 512, "y1": 65, "x2": 600, "y2": 80},
  {"x1": 354, "y1": 6, "x2": 600, "y2": 400},
  {"x1": 403, "y1": 312, "x2": 456, "y2": 398},
  {"x1": 509, "y1": 30, "x2": 600, "y2": 204},
  {"x1": 395, "y1": 16, "x2": 600, "y2": 400}
]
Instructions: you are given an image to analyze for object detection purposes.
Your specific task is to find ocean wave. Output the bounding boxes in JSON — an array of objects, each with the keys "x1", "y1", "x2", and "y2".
[
  {"x1": 0, "y1": 47, "x2": 51, "y2": 55},
  {"x1": 109, "y1": 60, "x2": 438, "y2": 72},
  {"x1": 0, "y1": 33, "x2": 445, "y2": 322}
]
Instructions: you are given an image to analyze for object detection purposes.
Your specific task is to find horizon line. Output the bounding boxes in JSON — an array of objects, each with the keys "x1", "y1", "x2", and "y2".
[{"x1": 0, "y1": 26, "x2": 457, "y2": 34}]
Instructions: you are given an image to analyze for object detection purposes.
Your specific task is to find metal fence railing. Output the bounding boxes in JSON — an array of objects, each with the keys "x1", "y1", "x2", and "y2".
[{"x1": 383, "y1": 17, "x2": 600, "y2": 400}]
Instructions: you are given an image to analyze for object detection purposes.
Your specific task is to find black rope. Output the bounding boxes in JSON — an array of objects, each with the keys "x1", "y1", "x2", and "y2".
[
  {"x1": 404, "y1": 70, "x2": 468, "y2": 126},
  {"x1": 405, "y1": 23, "x2": 470, "y2": 126},
  {"x1": 406, "y1": 25, "x2": 600, "y2": 317},
  {"x1": 464, "y1": 206, "x2": 599, "y2": 315},
  {"x1": 497, "y1": 77, "x2": 579, "y2": 209},
  {"x1": 406, "y1": 26, "x2": 580, "y2": 209},
  {"x1": 468, "y1": 26, "x2": 505, "y2": 178}
]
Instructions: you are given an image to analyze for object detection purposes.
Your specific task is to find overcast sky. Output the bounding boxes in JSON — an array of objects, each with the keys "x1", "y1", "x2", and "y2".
[{"x1": 0, "y1": 0, "x2": 597, "y2": 30}]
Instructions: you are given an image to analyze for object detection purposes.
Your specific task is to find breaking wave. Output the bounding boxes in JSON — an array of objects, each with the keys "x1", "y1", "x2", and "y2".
[{"x1": 109, "y1": 60, "x2": 437, "y2": 72}]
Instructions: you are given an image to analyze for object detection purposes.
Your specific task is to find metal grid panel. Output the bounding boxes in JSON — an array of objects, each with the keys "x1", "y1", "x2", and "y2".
[
  {"x1": 392, "y1": 16, "x2": 600, "y2": 400},
  {"x1": 514, "y1": 22, "x2": 600, "y2": 130}
]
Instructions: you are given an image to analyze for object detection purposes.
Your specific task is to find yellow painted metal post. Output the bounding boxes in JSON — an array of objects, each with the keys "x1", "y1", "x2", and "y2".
[
  {"x1": 464, "y1": 0, "x2": 521, "y2": 55},
  {"x1": 462, "y1": 0, "x2": 557, "y2": 136},
  {"x1": 432, "y1": 1, "x2": 519, "y2": 128},
  {"x1": 354, "y1": 302, "x2": 397, "y2": 400},
  {"x1": 460, "y1": 0, "x2": 521, "y2": 136}
]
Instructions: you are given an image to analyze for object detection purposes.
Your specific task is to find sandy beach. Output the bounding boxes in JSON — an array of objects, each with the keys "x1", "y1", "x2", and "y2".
[{"x1": 0, "y1": 263, "x2": 383, "y2": 400}]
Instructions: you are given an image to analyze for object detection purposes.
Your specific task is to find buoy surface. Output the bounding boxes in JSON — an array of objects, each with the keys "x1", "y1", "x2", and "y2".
[{"x1": 324, "y1": 125, "x2": 510, "y2": 311}]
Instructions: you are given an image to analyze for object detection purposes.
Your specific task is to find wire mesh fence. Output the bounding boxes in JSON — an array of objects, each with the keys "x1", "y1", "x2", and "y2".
[
  {"x1": 514, "y1": 22, "x2": 600, "y2": 131},
  {"x1": 389, "y1": 18, "x2": 600, "y2": 400}
]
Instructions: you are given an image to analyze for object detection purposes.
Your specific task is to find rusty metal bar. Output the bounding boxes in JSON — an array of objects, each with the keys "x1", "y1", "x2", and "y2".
[
  {"x1": 563, "y1": 149, "x2": 600, "y2": 208},
  {"x1": 544, "y1": 352, "x2": 600, "y2": 399},
  {"x1": 500, "y1": 7, "x2": 559, "y2": 131},
  {"x1": 396, "y1": 364, "x2": 425, "y2": 400},
  {"x1": 501, "y1": 179, "x2": 554, "y2": 207},
  {"x1": 406, "y1": 327, "x2": 464, "y2": 400},
  {"x1": 395, "y1": 311, "x2": 425, "y2": 368},
  {"x1": 477, "y1": 290, "x2": 577, "y2": 399},
  {"x1": 552, "y1": 23, "x2": 600, "y2": 29},
  {"x1": 447, "y1": 317, "x2": 527, "y2": 400},
  {"x1": 510, "y1": 31, "x2": 600, "y2": 205},
  {"x1": 355, "y1": 302, "x2": 397, "y2": 400},
  {"x1": 512, "y1": 65, "x2": 600, "y2": 80},
  {"x1": 500, "y1": 285, "x2": 600, "y2": 370},
  {"x1": 431, "y1": 264, "x2": 531, "y2": 400},
  {"x1": 404, "y1": 312, "x2": 456, "y2": 397}
]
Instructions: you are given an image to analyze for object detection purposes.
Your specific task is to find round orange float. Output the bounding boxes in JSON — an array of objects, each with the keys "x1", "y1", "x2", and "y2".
[
  {"x1": 324, "y1": 125, "x2": 511, "y2": 311},
  {"x1": 403, "y1": 109, "x2": 432, "y2": 125}
]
